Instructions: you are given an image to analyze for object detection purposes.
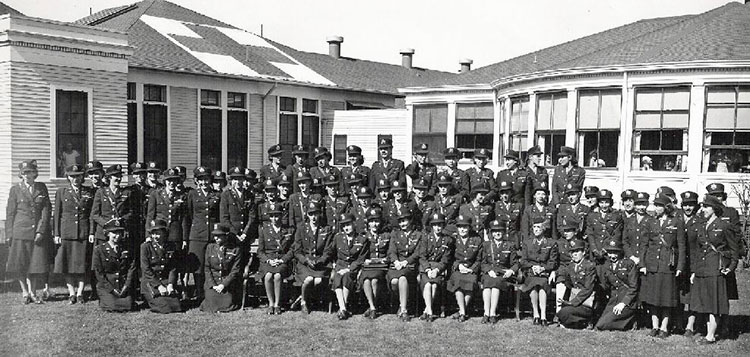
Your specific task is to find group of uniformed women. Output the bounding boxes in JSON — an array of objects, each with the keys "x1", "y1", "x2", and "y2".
[{"x1": 3, "y1": 141, "x2": 743, "y2": 344}]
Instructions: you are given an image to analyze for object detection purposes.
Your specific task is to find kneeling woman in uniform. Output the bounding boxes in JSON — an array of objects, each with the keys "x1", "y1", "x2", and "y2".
[
  {"x1": 293, "y1": 202, "x2": 334, "y2": 314},
  {"x1": 257, "y1": 204, "x2": 295, "y2": 315},
  {"x1": 201, "y1": 224, "x2": 243, "y2": 313},
  {"x1": 556, "y1": 239, "x2": 596, "y2": 329},
  {"x1": 447, "y1": 215, "x2": 482, "y2": 322},
  {"x1": 595, "y1": 239, "x2": 639, "y2": 330},
  {"x1": 140, "y1": 219, "x2": 183, "y2": 313},
  {"x1": 387, "y1": 210, "x2": 423, "y2": 321},
  {"x1": 328, "y1": 213, "x2": 369, "y2": 320},
  {"x1": 520, "y1": 216, "x2": 559, "y2": 326},
  {"x1": 92, "y1": 220, "x2": 136, "y2": 312},
  {"x1": 418, "y1": 213, "x2": 453, "y2": 322},
  {"x1": 480, "y1": 220, "x2": 519, "y2": 324},
  {"x1": 359, "y1": 207, "x2": 389, "y2": 319}
]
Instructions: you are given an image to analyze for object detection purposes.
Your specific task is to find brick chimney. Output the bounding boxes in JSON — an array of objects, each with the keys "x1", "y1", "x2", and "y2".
[
  {"x1": 459, "y1": 58, "x2": 473, "y2": 73},
  {"x1": 400, "y1": 48, "x2": 415, "y2": 69},
  {"x1": 327, "y1": 36, "x2": 343, "y2": 59}
]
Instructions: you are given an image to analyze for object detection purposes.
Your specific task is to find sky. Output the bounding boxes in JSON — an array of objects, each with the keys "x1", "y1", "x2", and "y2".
[{"x1": 3, "y1": 0, "x2": 738, "y2": 72}]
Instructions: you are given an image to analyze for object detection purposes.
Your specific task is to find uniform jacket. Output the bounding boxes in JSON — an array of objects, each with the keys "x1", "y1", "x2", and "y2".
[
  {"x1": 433, "y1": 193, "x2": 461, "y2": 225},
  {"x1": 293, "y1": 224, "x2": 334, "y2": 267},
  {"x1": 437, "y1": 167, "x2": 470, "y2": 197},
  {"x1": 495, "y1": 201, "x2": 523, "y2": 241},
  {"x1": 555, "y1": 238, "x2": 586, "y2": 268},
  {"x1": 690, "y1": 216, "x2": 738, "y2": 276},
  {"x1": 323, "y1": 195, "x2": 351, "y2": 229},
  {"x1": 286, "y1": 163, "x2": 309, "y2": 193},
  {"x1": 327, "y1": 232, "x2": 369, "y2": 271},
  {"x1": 556, "y1": 203, "x2": 589, "y2": 237},
  {"x1": 383, "y1": 199, "x2": 418, "y2": 230},
  {"x1": 310, "y1": 166, "x2": 344, "y2": 191},
  {"x1": 363, "y1": 230, "x2": 390, "y2": 263},
  {"x1": 54, "y1": 186, "x2": 94, "y2": 240},
  {"x1": 622, "y1": 213, "x2": 655, "y2": 260},
  {"x1": 411, "y1": 196, "x2": 434, "y2": 231},
  {"x1": 257, "y1": 223, "x2": 295, "y2": 263},
  {"x1": 418, "y1": 232, "x2": 453, "y2": 273},
  {"x1": 257, "y1": 199, "x2": 289, "y2": 227},
  {"x1": 520, "y1": 237, "x2": 559, "y2": 275},
  {"x1": 480, "y1": 239, "x2": 519, "y2": 274},
  {"x1": 523, "y1": 166, "x2": 549, "y2": 206},
  {"x1": 288, "y1": 192, "x2": 322, "y2": 227},
  {"x1": 640, "y1": 215, "x2": 686, "y2": 273},
  {"x1": 219, "y1": 188, "x2": 254, "y2": 237},
  {"x1": 369, "y1": 158, "x2": 405, "y2": 191},
  {"x1": 550, "y1": 165, "x2": 585, "y2": 207},
  {"x1": 5, "y1": 182, "x2": 51, "y2": 242},
  {"x1": 601, "y1": 258, "x2": 638, "y2": 306},
  {"x1": 405, "y1": 162, "x2": 438, "y2": 189},
  {"x1": 458, "y1": 202, "x2": 493, "y2": 236},
  {"x1": 204, "y1": 243, "x2": 242, "y2": 289},
  {"x1": 585, "y1": 209, "x2": 623, "y2": 254},
  {"x1": 260, "y1": 163, "x2": 286, "y2": 182},
  {"x1": 350, "y1": 201, "x2": 372, "y2": 234},
  {"x1": 558, "y1": 259, "x2": 597, "y2": 306},
  {"x1": 93, "y1": 242, "x2": 136, "y2": 293},
  {"x1": 92, "y1": 186, "x2": 134, "y2": 241},
  {"x1": 341, "y1": 165, "x2": 371, "y2": 193},
  {"x1": 520, "y1": 203, "x2": 555, "y2": 241},
  {"x1": 140, "y1": 240, "x2": 178, "y2": 289},
  {"x1": 496, "y1": 168, "x2": 528, "y2": 204},
  {"x1": 186, "y1": 188, "x2": 221, "y2": 242},
  {"x1": 451, "y1": 235, "x2": 483, "y2": 273},
  {"x1": 465, "y1": 166, "x2": 497, "y2": 200},
  {"x1": 387, "y1": 229, "x2": 423, "y2": 266}
]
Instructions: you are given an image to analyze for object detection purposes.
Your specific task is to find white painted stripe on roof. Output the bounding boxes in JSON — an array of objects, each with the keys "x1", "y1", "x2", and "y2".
[
  {"x1": 271, "y1": 62, "x2": 335, "y2": 85},
  {"x1": 141, "y1": 14, "x2": 201, "y2": 38},
  {"x1": 192, "y1": 51, "x2": 260, "y2": 77},
  {"x1": 213, "y1": 27, "x2": 272, "y2": 48}
]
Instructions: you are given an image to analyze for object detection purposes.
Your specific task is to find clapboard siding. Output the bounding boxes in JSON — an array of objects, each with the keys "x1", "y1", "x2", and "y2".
[
  {"x1": 170, "y1": 86, "x2": 198, "y2": 168},
  {"x1": 330, "y1": 109, "x2": 410, "y2": 163},
  {"x1": 0, "y1": 61, "x2": 11, "y2": 225},
  {"x1": 320, "y1": 100, "x2": 345, "y2": 150},
  {"x1": 248, "y1": 93, "x2": 263, "y2": 168},
  {"x1": 262, "y1": 95, "x2": 277, "y2": 163}
]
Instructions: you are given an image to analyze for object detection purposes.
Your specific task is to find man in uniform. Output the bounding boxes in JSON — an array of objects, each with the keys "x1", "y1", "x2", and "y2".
[
  {"x1": 556, "y1": 184, "x2": 589, "y2": 240},
  {"x1": 439, "y1": 147, "x2": 470, "y2": 199},
  {"x1": 465, "y1": 148, "x2": 497, "y2": 203},
  {"x1": 405, "y1": 143, "x2": 438, "y2": 192},
  {"x1": 287, "y1": 145, "x2": 310, "y2": 193},
  {"x1": 369, "y1": 137, "x2": 405, "y2": 191},
  {"x1": 524, "y1": 145, "x2": 549, "y2": 206},
  {"x1": 340, "y1": 145, "x2": 371, "y2": 194},
  {"x1": 496, "y1": 150, "x2": 528, "y2": 205},
  {"x1": 584, "y1": 189, "x2": 623, "y2": 266},
  {"x1": 550, "y1": 146, "x2": 586, "y2": 207},
  {"x1": 595, "y1": 239, "x2": 639, "y2": 331},
  {"x1": 260, "y1": 144, "x2": 287, "y2": 182}
]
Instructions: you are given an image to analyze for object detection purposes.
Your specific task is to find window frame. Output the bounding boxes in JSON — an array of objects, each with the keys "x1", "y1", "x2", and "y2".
[
  {"x1": 199, "y1": 90, "x2": 223, "y2": 171},
  {"x1": 631, "y1": 86, "x2": 690, "y2": 172},
  {"x1": 535, "y1": 92, "x2": 567, "y2": 167},
  {"x1": 333, "y1": 134, "x2": 347, "y2": 166},
  {"x1": 702, "y1": 85, "x2": 750, "y2": 173},
  {"x1": 576, "y1": 88, "x2": 622, "y2": 170},
  {"x1": 455, "y1": 102, "x2": 494, "y2": 160},
  {"x1": 508, "y1": 95, "x2": 529, "y2": 162},
  {"x1": 142, "y1": 84, "x2": 169, "y2": 171},
  {"x1": 277, "y1": 96, "x2": 320, "y2": 165},
  {"x1": 51, "y1": 87, "x2": 93, "y2": 179},
  {"x1": 412, "y1": 104, "x2": 449, "y2": 163},
  {"x1": 227, "y1": 92, "x2": 248, "y2": 169}
]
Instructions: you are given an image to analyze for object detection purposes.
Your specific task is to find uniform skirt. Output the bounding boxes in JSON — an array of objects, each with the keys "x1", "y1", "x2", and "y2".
[
  {"x1": 200, "y1": 288, "x2": 238, "y2": 313},
  {"x1": 557, "y1": 305, "x2": 593, "y2": 329},
  {"x1": 54, "y1": 239, "x2": 88, "y2": 274},
  {"x1": 99, "y1": 291, "x2": 133, "y2": 312},
  {"x1": 520, "y1": 274, "x2": 550, "y2": 293},
  {"x1": 640, "y1": 272, "x2": 679, "y2": 307},
  {"x1": 295, "y1": 264, "x2": 330, "y2": 282},
  {"x1": 186, "y1": 240, "x2": 209, "y2": 274},
  {"x1": 447, "y1": 271, "x2": 477, "y2": 292},
  {"x1": 689, "y1": 275, "x2": 729, "y2": 315},
  {"x1": 386, "y1": 266, "x2": 417, "y2": 283},
  {"x1": 6, "y1": 239, "x2": 50, "y2": 275},
  {"x1": 481, "y1": 275, "x2": 514, "y2": 290},
  {"x1": 142, "y1": 281, "x2": 183, "y2": 313},
  {"x1": 419, "y1": 272, "x2": 445, "y2": 291},
  {"x1": 258, "y1": 261, "x2": 291, "y2": 278},
  {"x1": 359, "y1": 266, "x2": 388, "y2": 282},
  {"x1": 331, "y1": 271, "x2": 356, "y2": 290}
]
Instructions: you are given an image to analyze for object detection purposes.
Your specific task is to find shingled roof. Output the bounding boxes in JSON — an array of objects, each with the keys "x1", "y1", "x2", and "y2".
[
  {"x1": 0, "y1": 1, "x2": 23, "y2": 16},
  {"x1": 75, "y1": 0, "x2": 453, "y2": 94},
  {"x1": 416, "y1": 2, "x2": 750, "y2": 88}
]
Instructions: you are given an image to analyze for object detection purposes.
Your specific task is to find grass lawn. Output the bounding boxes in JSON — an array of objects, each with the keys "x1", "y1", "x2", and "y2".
[{"x1": 1, "y1": 271, "x2": 749, "y2": 356}]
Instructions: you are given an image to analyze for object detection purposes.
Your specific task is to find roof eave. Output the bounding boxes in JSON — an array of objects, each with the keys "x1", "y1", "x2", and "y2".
[{"x1": 398, "y1": 83, "x2": 493, "y2": 94}]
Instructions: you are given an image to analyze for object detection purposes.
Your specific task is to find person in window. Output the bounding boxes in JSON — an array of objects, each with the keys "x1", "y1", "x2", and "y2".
[
  {"x1": 5, "y1": 160, "x2": 52, "y2": 305},
  {"x1": 92, "y1": 220, "x2": 136, "y2": 312},
  {"x1": 438, "y1": 147, "x2": 470, "y2": 201},
  {"x1": 286, "y1": 145, "x2": 310, "y2": 193},
  {"x1": 639, "y1": 193, "x2": 686, "y2": 338},
  {"x1": 550, "y1": 146, "x2": 586, "y2": 208},
  {"x1": 58, "y1": 142, "x2": 81, "y2": 175},
  {"x1": 257, "y1": 203, "x2": 294, "y2": 315},
  {"x1": 200, "y1": 223, "x2": 242, "y2": 313},
  {"x1": 260, "y1": 144, "x2": 287, "y2": 183},
  {"x1": 328, "y1": 213, "x2": 369, "y2": 320},
  {"x1": 595, "y1": 239, "x2": 639, "y2": 331},
  {"x1": 587, "y1": 149, "x2": 605, "y2": 168},
  {"x1": 341, "y1": 145, "x2": 371, "y2": 196},
  {"x1": 53, "y1": 164, "x2": 94, "y2": 304},
  {"x1": 369, "y1": 137, "x2": 405, "y2": 191},
  {"x1": 447, "y1": 215, "x2": 482, "y2": 322},
  {"x1": 387, "y1": 209, "x2": 423, "y2": 321},
  {"x1": 689, "y1": 195, "x2": 738, "y2": 344},
  {"x1": 520, "y1": 182, "x2": 554, "y2": 242},
  {"x1": 293, "y1": 201, "x2": 333, "y2": 314},
  {"x1": 556, "y1": 239, "x2": 597, "y2": 329},
  {"x1": 640, "y1": 156, "x2": 653, "y2": 171},
  {"x1": 185, "y1": 166, "x2": 221, "y2": 302},
  {"x1": 359, "y1": 207, "x2": 389, "y2": 319},
  {"x1": 309, "y1": 147, "x2": 343, "y2": 193},
  {"x1": 418, "y1": 213, "x2": 452, "y2": 322},
  {"x1": 480, "y1": 219, "x2": 519, "y2": 324},
  {"x1": 406, "y1": 143, "x2": 438, "y2": 194},
  {"x1": 524, "y1": 146, "x2": 549, "y2": 207},
  {"x1": 465, "y1": 148, "x2": 497, "y2": 203},
  {"x1": 496, "y1": 149, "x2": 528, "y2": 206},
  {"x1": 519, "y1": 216, "x2": 559, "y2": 326},
  {"x1": 140, "y1": 219, "x2": 183, "y2": 313}
]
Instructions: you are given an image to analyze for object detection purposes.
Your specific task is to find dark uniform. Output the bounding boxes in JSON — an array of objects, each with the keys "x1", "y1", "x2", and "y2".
[
  {"x1": 369, "y1": 138, "x2": 405, "y2": 190},
  {"x1": 200, "y1": 225, "x2": 243, "y2": 313},
  {"x1": 53, "y1": 176, "x2": 94, "y2": 275},
  {"x1": 557, "y1": 241, "x2": 597, "y2": 329},
  {"x1": 287, "y1": 145, "x2": 310, "y2": 193},
  {"x1": 410, "y1": 180, "x2": 435, "y2": 232},
  {"x1": 327, "y1": 218, "x2": 369, "y2": 291},
  {"x1": 494, "y1": 194, "x2": 523, "y2": 244},
  {"x1": 596, "y1": 240, "x2": 638, "y2": 330},
  {"x1": 584, "y1": 190, "x2": 623, "y2": 264},
  {"x1": 146, "y1": 187, "x2": 189, "y2": 245},
  {"x1": 433, "y1": 188, "x2": 461, "y2": 227},
  {"x1": 383, "y1": 180, "x2": 417, "y2": 230},
  {"x1": 639, "y1": 211, "x2": 686, "y2": 308},
  {"x1": 92, "y1": 223, "x2": 136, "y2": 312},
  {"x1": 520, "y1": 202, "x2": 554, "y2": 242},
  {"x1": 185, "y1": 174, "x2": 221, "y2": 286},
  {"x1": 351, "y1": 187, "x2": 374, "y2": 234},
  {"x1": 480, "y1": 224, "x2": 519, "y2": 291},
  {"x1": 622, "y1": 192, "x2": 652, "y2": 263},
  {"x1": 555, "y1": 184, "x2": 589, "y2": 238},
  {"x1": 91, "y1": 184, "x2": 134, "y2": 243},
  {"x1": 496, "y1": 165, "x2": 529, "y2": 205},
  {"x1": 418, "y1": 225, "x2": 453, "y2": 290},
  {"x1": 465, "y1": 149, "x2": 497, "y2": 202},
  {"x1": 219, "y1": 169, "x2": 255, "y2": 239},
  {"x1": 257, "y1": 221, "x2": 295, "y2": 278},
  {"x1": 140, "y1": 220, "x2": 183, "y2": 313},
  {"x1": 437, "y1": 166, "x2": 470, "y2": 199},
  {"x1": 359, "y1": 211, "x2": 391, "y2": 285},
  {"x1": 447, "y1": 227, "x2": 483, "y2": 293},
  {"x1": 524, "y1": 146, "x2": 550, "y2": 207},
  {"x1": 519, "y1": 234, "x2": 559, "y2": 293},
  {"x1": 386, "y1": 225, "x2": 423, "y2": 282},
  {"x1": 550, "y1": 147, "x2": 586, "y2": 207},
  {"x1": 288, "y1": 189, "x2": 323, "y2": 228},
  {"x1": 706, "y1": 183, "x2": 743, "y2": 300},
  {"x1": 459, "y1": 200, "x2": 493, "y2": 239},
  {"x1": 293, "y1": 217, "x2": 334, "y2": 282},
  {"x1": 405, "y1": 143, "x2": 438, "y2": 191},
  {"x1": 322, "y1": 178, "x2": 351, "y2": 230},
  {"x1": 260, "y1": 144, "x2": 287, "y2": 183}
]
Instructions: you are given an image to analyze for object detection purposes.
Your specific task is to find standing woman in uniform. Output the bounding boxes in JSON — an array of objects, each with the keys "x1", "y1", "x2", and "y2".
[
  {"x1": 140, "y1": 219, "x2": 183, "y2": 313},
  {"x1": 639, "y1": 193, "x2": 686, "y2": 338},
  {"x1": 360, "y1": 207, "x2": 389, "y2": 319},
  {"x1": 257, "y1": 204, "x2": 295, "y2": 315},
  {"x1": 5, "y1": 160, "x2": 52, "y2": 304},
  {"x1": 201, "y1": 224, "x2": 243, "y2": 313},
  {"x1": 185, "y1": 166, "x2": 221, "y2": 301},
  {"x1": 520, "y1": 182, "x2": 554, "y2": 241},
  {"x1": 53, "y1": 164, "x2": 94, "y2": 303},
  {"x1": 387, "y1": 210, "x2": 423, "y2": 321},
  {"x1": 92, "y1": 220, "x2": 136, "y2": 312},
  {"x1": 520, "y1": 216, "x2": 559, "y2": 325},
  {"x1": 480, "y1": 220, "x2": 519, "y2": 324},
  {"x1": 458, "y1": 183, "x2": 493, "y2": 240},
  {"x1": 689, "y1": 196, "x2": 738, "y2": 344},
  {"x1": 447, "y1": 215, "x2": 483, "y2": 322}
]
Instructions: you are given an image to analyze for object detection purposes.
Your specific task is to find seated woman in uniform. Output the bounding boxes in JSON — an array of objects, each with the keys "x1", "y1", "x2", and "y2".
[
  {"x1": 418, "y1": 213, "x2": 452, "y2": 322},
  {"x1": 257, "y1": 204, "x2": 295, "y2": 315},
  {"x1": 201, "y1": 223, "x2": 243, "y2": 313},
  {"x1": 447, "y1": 215, "x2": 483, "y2": 322},
  {"x1": 92, "y1": 220, "x2": 136, "y2": 312},
  {"x1": 328, "y1": 213, "x2": 369, "y2": 320},
  {"x1": 359, "y1": 207, "x2": 390, "y2": 319},
  {"x1": 554, "y1": 222, "x2": 583, "y2": 314},
  {"x1": 293, "y1": 201, "x2": 334, "y2": 314},
  {"x1": 480, "y1": 220, "x2": 519, "y2": 324},
  {"x1": 689, "y1": 195, "x2": 738, "y2": 344},
  {"x1": 556, "y1": 239, "x2": 597, "y2": 329},
  {"x1": 519, "y1": 216, "x2": 559, "y2": 326},
  {"x1": 140, "y1": 219, "x2": 183, "y2": 313},
  {"x1": 595, "y1": 239, "x2": 639, "y2": 331},
  {"x1": 387, "y1": 210, "x2": 423, "y2": 321}
]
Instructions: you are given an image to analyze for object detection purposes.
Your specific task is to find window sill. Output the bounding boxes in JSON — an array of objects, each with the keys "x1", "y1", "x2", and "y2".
[{"x1": 627, "y1": 171, "x2": 691, "y2": 180}]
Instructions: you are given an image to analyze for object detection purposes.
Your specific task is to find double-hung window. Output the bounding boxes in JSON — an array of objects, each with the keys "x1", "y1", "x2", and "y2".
[
  {"x1": 703, "y1": 86, "x2": 750, "y2": 173},
  {"x1": 577, "y1": 89, "x2": 621, "y2": 168},
  {"x1": 632, "y1": 87, "x2": 689, "y2": 171},
  {"x1": 536, "y1": 92, "x2": 567, "y2": 166}
]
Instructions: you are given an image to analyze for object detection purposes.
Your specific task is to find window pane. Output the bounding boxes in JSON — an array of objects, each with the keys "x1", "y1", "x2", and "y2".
[
  {"x1": 635, "y1": 114, "x2": 661, "y2": 129},
  {"x1": 552, "y1": 96, "x2": 567, "y2": 130},
  {"x1": 661, "y1": 130, "x2": 684, "y2": 150},
  {"x1": 707, "y1": 87, "x2": 736, "y2": 104},
  {"x1": 705, "y1": 107, "x2": 735, "y2": 130},
  {"x1": 127, "y1": 103, "x2": 137, "y2": 167},
  {"x1": 663, "y1": 89, "x2": 690, "y2": 110},
  {"x1": 456, "y1": 104, "x2": 475, "y2": 119},
  {"x1": 600, "y1": 93, "x2": 621, "y2": 129},
  {"x1": 201, "y1": 90, "x2": 220, "y2": 107},
  {"x1": 511, "y1": 97, "x2": 529, "y2": 132},
  {"x1": 708, "y1": 132, "x2": 734, "y2": 146},
  {"x1": 127, "y1": 82, "x2": 136, "y2": 101},
  {"x1": 578, "y1": 93, "x2": 599, "y2": 129},
  {"x1": 228, "y1": 111, "x2": 248, "y2": 168},
  {"x1": 144, "y1": 85, "x2": 166, "y2": 102},
  {"x1": 56, "y1": 90, "x2": 88, "y2": 177},
  {"x1": 303, "y1": 99, "x2": 317, "y2": 114},
  {"x1": 663, "y1": 113, "x2": 689, "y2": 128},
  {"x1": 227, "y1": 92, "x2": 246, "y2": 108},
  {"x1": 143, "y1": 104, "x2": 168, "y2": 170},
  {"x1": 201, "y1": 108, "x2": 222, "y2": 170},
  {"x1": 333, "y1": 135, "x2": 347, "y2": 165},
  {"x1": 536, "y1": 96, "x2": 552, "y2": 130},
  {"x1": 738, "y1": 88, "x2": 750, "y2": 103},
  {"x1": 636, "y1": 91, "x2": 662, "y2": 111},
  {"x1": 475, "y1": 103, "x2": 493, "y2": 118},
  {"x1": 280, "y1": 97, "x2": 296, "y2": 112},
  {"x1": 414, "y1": 108, "x2": 431, "y2": 134},
  {"x1": 736, "y1": 131, "x2": 750, "y2": 145},
  {"x1": 706, "y1": 149, "x2": 749, "y2": 173},
  {"x1": 302, "y1": 115, "x2": 319, "y2": 148},
  {"x1": 413, "y1": 134, "x2": 446, "y2": 163},
  {"x1": 431, "y1": 106, "x2": 448, "y2": 133},
  {"x1": 455, "y1": 120, "x2": 475, "y2": 134},
  {"x1": 737, "y1": 108, "x2": 750, "y2": 129},
  {"x1": 475, "y1": 119, "x2": 493, "y2": 133},
  {"x1": 639, "y1": 130, "x2": 660, "y2": 150}
]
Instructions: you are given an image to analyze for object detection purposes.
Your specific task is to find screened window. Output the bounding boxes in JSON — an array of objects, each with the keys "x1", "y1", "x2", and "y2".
[
  {"x1": 632, "y1": 87, "x2": 689, "y2": 171},
  {"x1": 536, "y1": 92, "x2": 567, "y2": 166},
  {"x1": 228, "y1": 92, "x2": 248, "y2": 168},
  {"x1": 55, "y1": 90, "x2": 88, "y2": 177},
  {"x1": 703, "y1": 86, "x2": 750, "y2": 173},
  {"x1": 143, "y1": 84, "x2": 165, "y2": 102},
  {"x1": 227, "y1": 92, "x2": 246, "y2": 109},
  {"x1": 509, "y1": 96, "x2": 529, "y2": 162},
  {"x1": 126, "y1": 82, "x2": 136, "y2": 101},
  {"x1": 143, "y1": 102, "x2": 167, "y2": 171},
  {"x1": 278, "y1": 97, "x2": 319, "y2": 165},
  {"x1": 413, "y1": 105, "x2": 448, "y2": 162},
  {"x1": 200, "y1": 90, "x2": 222, "y2": 170},
  {"x1": 333, "y1": 135, "x2": 347, "y2": 165},
  {"x1": 455, "y1": 102, "x2": 493, "y2": 160},
  {"x1": 577, "y1": 89, "x2": 621, "y2": 168},
  {"x1": 201, "y1": 90, "x2": 220, "y2": 107}
]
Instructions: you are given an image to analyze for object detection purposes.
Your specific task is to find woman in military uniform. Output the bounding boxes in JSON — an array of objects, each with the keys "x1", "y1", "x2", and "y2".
[
  {"x1": 257, "y1": 204, "x2": 295, "y2": 315},
  {"x1": 556, "y1": 239, "x2": 597, "y2": 329},
  {"x1": 596, "y1": 239, "x2": 639, "y2": 331},
  {"x1": 201, "y1": 224, "x2": 243, "y2": 313},
  {"x1": 520, "y1": 216, "x2": 559, "y2": 326},
  {"x1": 328, "y1": 213, "x2": 369, "y2": 320},
  {"x1": 433, "y1": 175, "x2": 461, "y2": 227},
  {"x1": 53, "y1": 164, "x2": 94, "y2": 303},
  {"x1": 360, "y1": 207, "x2": 389, "y2": 319},
  {"x1": 495, "y1": 181, "x2": 523, "y2": 244},
  {"x1": 185, "y1": 166, "x2": 221, "y2": 301},
  {"x1": 418, "y1": 213, "x2": 452, "y2": 322},
  {"x1": 140, "y1": 219, "x2": 183, "y2": 313},
  {"x1": 458, "y1": 183, "x2": 493, "y2": 239},
  {"x1": 639, "y1": 193, "x2": 686, "y2": 338},
  {"x1": 351, "y1": 187, "x2": 374, "y2": 234},
  {"x1": 447, "y1": 215, "x2": 483, "y2": 322},
  {"x1": 384, "y1": 180, "x2": 416, "y2": 231},
  {"x1": 5, "y1": 160, "x2": 52, "y2": 304},
  {"x1": 554, "y1": 222, "x2": 583, "y2": 314},
  {"x1": 480, "y1": 220, "x2": 519, "y2": 324},
  {"x1": 387, "y1": 210, "x2": 423, "y2": 321},
  {"x1": 292, "y1": 202, "x2": 334, "y2": 314},
  {"x1": 92, "y1": 220, "x2": 136, "y2": 312},
  {"x1": 520, "y1": 182, "x2": 554, "y2": 242},
  {"x1": 689, "y1": 195, "x2": 738, "y2": 344}
]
